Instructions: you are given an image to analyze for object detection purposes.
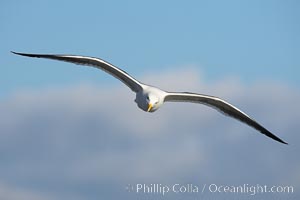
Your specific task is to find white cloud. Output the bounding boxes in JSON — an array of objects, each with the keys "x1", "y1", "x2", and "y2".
[
  {"x1": 0, "y1": 182, "x2": 53, "y2": 200},
  {"x1": 0, "y1": 68, "x2": 299, "y2": 199}
]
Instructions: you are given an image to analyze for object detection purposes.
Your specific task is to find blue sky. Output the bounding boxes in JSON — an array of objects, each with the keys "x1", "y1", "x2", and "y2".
[
  {"x1": 0, "y1": 1, "x2": 299, "y2": 200},
  {"x1": 1, "y1": 0, "x2": 299, "y2": 98}
]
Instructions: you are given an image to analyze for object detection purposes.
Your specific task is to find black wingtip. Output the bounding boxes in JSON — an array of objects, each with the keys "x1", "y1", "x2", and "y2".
[
  {"x1": 282, "y1": 140, "x2": 288, "y2": 145},
  {"x1": 11, "y1": 51, "x2": 28, "y2": 56},
  {"x1": 11, "y1": 51, "x2": 51, "y2": 59},
  {"x1": 279, "y1": 140, "x2": 288, "y2": 145},
  {"x1": 271, "y1": 135, "x2": 288, "y2": 145},
  {"x1": 11, "y1": 51, "x2": 34, "y2": 57}
]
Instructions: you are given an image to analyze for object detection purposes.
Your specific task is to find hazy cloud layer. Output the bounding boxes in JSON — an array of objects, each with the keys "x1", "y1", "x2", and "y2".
[{"x1": 0, "y1": 68, "x2": 299, "y2": 199}]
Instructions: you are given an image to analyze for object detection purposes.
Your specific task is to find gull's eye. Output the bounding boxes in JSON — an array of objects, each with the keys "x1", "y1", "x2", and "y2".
[
  {"x1": 146, "y1": 96, "x2": 150, "y2": 100},
  {"x1": 154, "y1": 101, "x2": 158, "y2": 105}
]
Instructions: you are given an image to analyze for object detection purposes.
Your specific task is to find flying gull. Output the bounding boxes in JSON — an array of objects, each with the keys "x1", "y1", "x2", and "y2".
[{"x1": 12, "y1": 51, "x2": 287, "y2": 144}]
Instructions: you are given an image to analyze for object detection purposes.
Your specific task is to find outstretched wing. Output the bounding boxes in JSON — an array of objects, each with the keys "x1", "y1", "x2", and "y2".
[
  {"x1": 12, "y1": 51, "x2": 142, "y2": 92},
  {"x1": 164, "y1": 92, "x2": 287, "y2": 144}
]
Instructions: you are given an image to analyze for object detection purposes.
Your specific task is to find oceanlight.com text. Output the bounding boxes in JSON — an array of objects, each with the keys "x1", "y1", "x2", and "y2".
[
  {"x1": 126, "y1": 183, "x2": 294, "y2": 196},
  {"x1": 207, "y1": 183, "x2": 293, "y2": 195}
]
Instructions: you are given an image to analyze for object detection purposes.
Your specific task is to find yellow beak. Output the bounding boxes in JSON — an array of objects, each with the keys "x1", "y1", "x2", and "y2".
[{"x1": 147, "y1": 103, "x2": 153, "y2": 112}]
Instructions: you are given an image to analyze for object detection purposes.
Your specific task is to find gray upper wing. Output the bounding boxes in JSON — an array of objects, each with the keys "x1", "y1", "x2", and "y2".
[
  {"x1": 12, "y1": 52, "x2": 142, "y2": 92},
  {"x1": 164, "y1": 92, "x2": 287, "y2": 144}
]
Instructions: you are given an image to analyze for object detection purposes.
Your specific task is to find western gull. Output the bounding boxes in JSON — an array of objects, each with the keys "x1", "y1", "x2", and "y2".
[{"x1": 12, "y1": 51, "x2": 287, "y2": 144}]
